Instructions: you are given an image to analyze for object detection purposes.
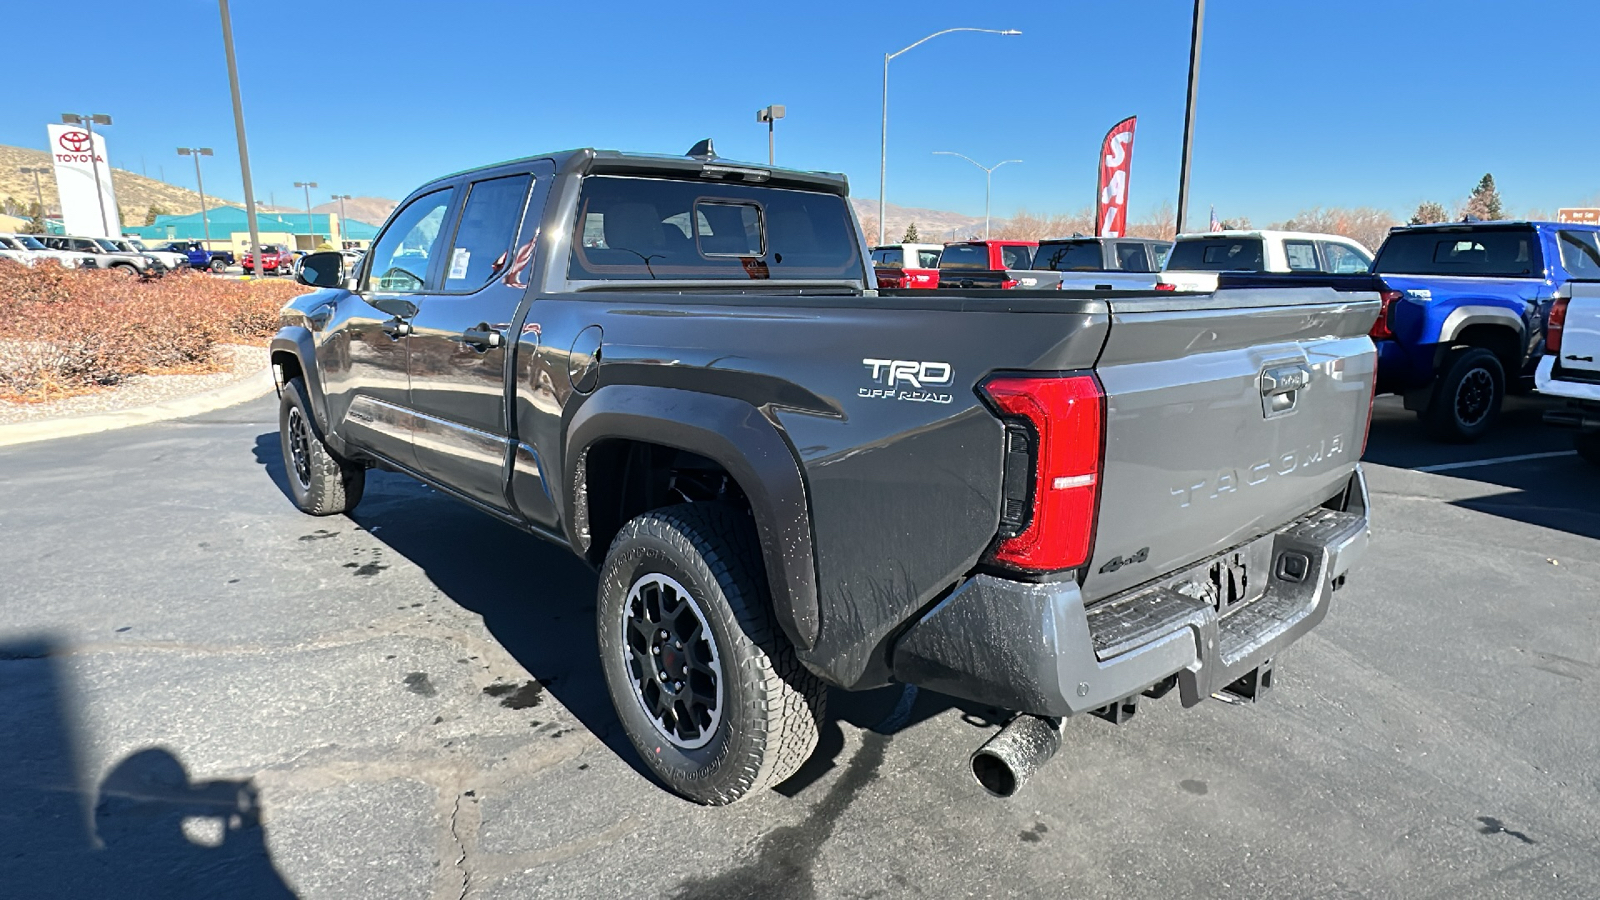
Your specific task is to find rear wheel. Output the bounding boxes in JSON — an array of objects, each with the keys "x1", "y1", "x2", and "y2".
[
  {"x1": 210, "y1": 258, "x2": 227, "y2": 274},
  {"x1": 1576, "y1": 431, "x2": 1600, "y2": 467},
  {"x1": 1423, "y1": 347, "x2": 1504, "y2": 443},
  {"x1": 111, "y1": 263, "x2": 139, "y2": 277},
  {"x1": 597, "y1": 503, "x2": 824, "y2": 805},
  {"x1": 278, "y1": 377, "x2": 364, "y2": 515}
]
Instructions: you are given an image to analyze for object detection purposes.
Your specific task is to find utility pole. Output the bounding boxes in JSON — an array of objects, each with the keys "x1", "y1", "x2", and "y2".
[
  {"x1": 756, "y1": 105, "x2": 785, "y2": 165},
  {"x1": 177, "y1": 147, "x2": 214, "y2": 245},
  {"x1": 220, "y1": 0, "x2": 262, "y2": 277},
  {"x1": 933, "y1": 152, "x2": 1021, "y2": 240},
  {"x1": 1175, "y1": 0, "x2": 1205, "y2": 236},
  {"x1": 332, "y1": 194, "x2": 352, "y2": 247},
  {"x1": 60, "y1": 113, "x2": 114, "y2": 236},
  {"x1": 296, "y1": 182, "x2": 318, "y2": 249}
]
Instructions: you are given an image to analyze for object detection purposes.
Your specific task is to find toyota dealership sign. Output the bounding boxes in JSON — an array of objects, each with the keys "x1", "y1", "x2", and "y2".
[{"x1": 46, "y1": 123, "x2": 120, "y2": 237}]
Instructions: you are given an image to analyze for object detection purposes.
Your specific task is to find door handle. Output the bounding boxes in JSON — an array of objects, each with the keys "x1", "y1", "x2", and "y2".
[
  {"x1": 381, "y1": 317, "x2": 411, "y2": 338},
  {"x1": 1567, "y1": 355, "x2": 1594, "y2": 363},
  {"x1": 462, "y1": 327, "x2": 503, "y2": 349}
]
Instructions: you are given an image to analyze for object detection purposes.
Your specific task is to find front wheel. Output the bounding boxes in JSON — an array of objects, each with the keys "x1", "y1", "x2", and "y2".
[
  {"x1": 1423, "y1": 347, "x2": 1504, "y2": 443},
  {"x1": 1576, "y1": 430, "x2": 1600, "y2": 467},
  {"x1": 278, "y1": 377, "x2": 364, "y2": 515},
  {"x1": 210, "y1": 258, "x2": 227, "y2": 274},
  {"x1": 597, "y1": 503, "x2": 824, "y2": 805}
]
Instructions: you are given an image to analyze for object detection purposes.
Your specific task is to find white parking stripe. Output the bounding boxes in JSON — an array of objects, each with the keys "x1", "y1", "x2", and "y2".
[{"x1": 1415, "y1": 451, "x2": 1579, "y2": 473}]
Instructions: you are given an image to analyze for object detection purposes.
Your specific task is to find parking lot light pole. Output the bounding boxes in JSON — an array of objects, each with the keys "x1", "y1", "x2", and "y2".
[
  {"x1": 880, "y1": 27, "x2": 1020, "y2": 246},
  {"x1": 933, "y1": 152, "x2": 1021, "y2": 240},
  {"x1": 1175, "y1": 0, "x2": 1205, "y2": 236},
  {"x1": 18, "y1": 167, "x2": 47, "y2": 223},
  {"x1": 295, "y1": 181, "x2": 318, "y2": 249},
  {"x1": 177, "y1": 148, "x2": 215, "y2": 246},
  {"x1": 331, "y1": 194, "x2": 351, "y2": 247},
  {"x1": 756, "y1": 105, "x2": 785, "y2": 165},
  {"x1": 219, "y1": 0, "x2": 262, "y2": 277},
  {"x1": 60, "y1": 113, "x2": 114, "y2": 236}
]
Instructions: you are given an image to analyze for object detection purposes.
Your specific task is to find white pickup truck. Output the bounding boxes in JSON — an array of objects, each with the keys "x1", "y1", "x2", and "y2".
[
  {"x1": 1160, "y1": 230, "x2": 1373, "y2": 292},
  {"x1": 1537, "y1": 281, "x2": 1600, "y2": 466}
]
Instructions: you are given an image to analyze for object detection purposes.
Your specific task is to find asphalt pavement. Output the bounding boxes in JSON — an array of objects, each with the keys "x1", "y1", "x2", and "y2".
[{"x1": 1, "y1": 393, "x2": 1597, "y2": 899}]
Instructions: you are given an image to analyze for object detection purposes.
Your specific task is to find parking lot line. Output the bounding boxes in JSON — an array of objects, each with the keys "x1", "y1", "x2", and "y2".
[{"x1": 1414, "y1": 450, "x2": 1579, "y2": 473}]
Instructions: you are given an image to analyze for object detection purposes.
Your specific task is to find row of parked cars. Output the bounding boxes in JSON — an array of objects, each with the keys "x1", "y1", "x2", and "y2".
[
  {"x1": 873, "y1": 220, "x2": 1600, "y2": 450},
  {"x1": 0, "y1": 234, "x2": 328, "y2": 278}
]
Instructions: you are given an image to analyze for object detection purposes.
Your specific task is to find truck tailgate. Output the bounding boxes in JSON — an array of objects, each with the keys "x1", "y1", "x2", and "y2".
[
  {"x1": 1558, "y1": 282, "x2": 1600, "y2": 375},
  {"x1": 1084, "y1": 282, "x2": 1379, "y2": 603}
]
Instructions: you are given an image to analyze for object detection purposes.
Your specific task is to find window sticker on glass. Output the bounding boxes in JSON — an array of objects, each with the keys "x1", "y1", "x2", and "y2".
[{"x1": 449, "y1": 248, "x2": 471, "y2": 280}]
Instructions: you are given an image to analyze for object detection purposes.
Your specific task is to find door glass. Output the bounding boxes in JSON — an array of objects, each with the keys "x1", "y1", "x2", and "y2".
[
  {"x1": 366, "y1": 188, "x2": 455, "y2": 292},
  {"x1": 442, "y1": 175, "x2": 532, "y2": 291},
  {"x1": 1321, "y1": 241, "x2": 1373, "y2": 274},
  {"x1": 1284, "y1": 240, "x2": 1320, "y2": 271},
  {"x1": 1557, "y1": 231, "x2": 1600, "y2": 278}
]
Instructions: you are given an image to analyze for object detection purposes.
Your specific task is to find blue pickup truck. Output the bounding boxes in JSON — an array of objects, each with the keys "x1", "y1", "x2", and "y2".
[
  {"x1": 158, "y1": 241, "x2": 235, "y2": 274},
  {"x1": 1370, "y1": 221, "x2": 1600, "y2": 441}
]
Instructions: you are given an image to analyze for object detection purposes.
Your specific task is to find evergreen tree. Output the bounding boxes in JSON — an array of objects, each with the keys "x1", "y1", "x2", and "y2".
[
  {"x1": 902, "y1": 221, "x2": 920, "y2": 242},
  {"x1": 144, "y1": 204, "x2": 170, "y2": 226},
  {"x1": 1409, "y1": 201, "x2": 1449, "y2": 225},
  {"x1": 1462, "y1": 174, "x2": 1503, "y2": 221}
]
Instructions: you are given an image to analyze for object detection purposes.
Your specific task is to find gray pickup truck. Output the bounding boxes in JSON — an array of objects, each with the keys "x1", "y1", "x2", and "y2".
[{"x1": 275, "y1": 144, "x2": 1377, "y2": 804}]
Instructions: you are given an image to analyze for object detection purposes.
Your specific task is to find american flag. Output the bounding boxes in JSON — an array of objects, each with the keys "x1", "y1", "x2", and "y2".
[{"x1": 1208, "y1": 205, "x2": 1222, "y2": 232}]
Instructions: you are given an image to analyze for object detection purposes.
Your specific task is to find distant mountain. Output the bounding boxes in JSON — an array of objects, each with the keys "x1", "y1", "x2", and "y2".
[
  {"x1": 850, "y1": 198, "x2": 988, "y2": 243},
  {"x1": 311, "y1": 196, "x2": 396, "y2": 226},
  {"x1": 0, "y1": 144, "x2": 238, "y2": 227}
]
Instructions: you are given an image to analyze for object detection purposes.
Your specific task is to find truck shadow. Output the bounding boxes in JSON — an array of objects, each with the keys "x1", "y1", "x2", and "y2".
[
  {"x1": 0, "y1": 637, "x2": 295, "y2": 898},
  {"x1": 251, "y1": 434, "x2": 993, "y2": 799}
]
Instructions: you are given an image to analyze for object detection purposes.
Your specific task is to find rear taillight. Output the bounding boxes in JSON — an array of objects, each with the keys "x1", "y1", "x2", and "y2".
[
  {"x1": 1154, "y1": 282, "x2": 1176, "y2": 291},
  {"x1": 1370, "y1": 290, "x2": 1402, "y2": 341},
  {"x1": 1548, "y1": 295, "x2": 1570, "y2": 354},
  {"x1": 1001, "y1": 278, "x2": 1020, "y2": 290},
  {"x1": 980, "y1": 373, "x2": 1105, "y2": 573}
]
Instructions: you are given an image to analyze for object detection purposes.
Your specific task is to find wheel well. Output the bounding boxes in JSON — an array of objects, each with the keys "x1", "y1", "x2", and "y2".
[
  {"x1": 271, "y1": 350, "x2": 303, "y2": 389},
  {"x1": 581, "y1": 439, "x2": 751, "y2": 566},
  {"x1": 1450, "y1": 324, "x2": 1522, "y2": 373}
]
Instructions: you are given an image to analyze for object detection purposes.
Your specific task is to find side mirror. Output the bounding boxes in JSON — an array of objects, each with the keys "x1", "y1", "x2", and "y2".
[{"x1": 295, "y1": 251, "x2": 344, "y2": 288}]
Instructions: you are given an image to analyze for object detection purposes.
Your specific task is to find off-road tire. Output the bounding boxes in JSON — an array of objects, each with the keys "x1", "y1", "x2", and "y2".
[
  {"x1": 1576, "y1": 430, "x2": 1600, "y2": 468},
  {"x1": 210, "y1": 258, "x2": 227, "y2": 274},
  {"x1": 110, "y1": 263, "x2": 139, "y2": 277},
  {"x1": 597, "y1": 503, "x2": 824, "y2": 805},
  {"x1": 278, "y1": 377, "x2": 364, "y2": 515},
  {"x1": 1423, "y1": 347, "x2": 1504, "y2": 443}
]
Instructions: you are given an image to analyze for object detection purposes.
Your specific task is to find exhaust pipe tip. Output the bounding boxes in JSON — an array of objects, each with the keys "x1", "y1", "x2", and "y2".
[{"x1": 970, "y1": 714, "x2": 1062, "y2": 798}]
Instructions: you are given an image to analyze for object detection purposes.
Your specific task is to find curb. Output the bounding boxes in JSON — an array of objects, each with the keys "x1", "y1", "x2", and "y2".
[{"x1": 0, "y1": 368, "x2": 276, "y2": 448}]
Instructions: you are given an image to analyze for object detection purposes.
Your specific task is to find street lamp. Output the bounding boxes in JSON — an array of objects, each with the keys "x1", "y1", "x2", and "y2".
[
  {"x1": 331, "y1": 194, "x2": 352, "y2": 248},
  {"x1": 295, "y1": 181, "x2": 318, "y2": 249},
  {"x1": 879, "y1": 27, "x2": 1020, "y2": 245},
  {"x1": 18, "y1": 167, "x2": 47, "y2": 224},
  {"x1": 60, "y1": 112, "x2": 114, "y2": 236},
  {"x1": 756, "y1": 105, "x2": 785, "y2": 166},
  {"x1": 177, "y1": 148, "x2": 214, "y2": 246},
  {"x1": 933, "y1": 152, "x2": 1021, "y2": 240},
  {"x1": 219, "y1": 0, "x2": 263, "y2": 277},
  {"x1": 1175, "y1": 0, "x2": 1206, "y2": 235}
]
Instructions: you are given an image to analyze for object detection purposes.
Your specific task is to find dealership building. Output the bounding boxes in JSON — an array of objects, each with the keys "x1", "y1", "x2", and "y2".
[{"x1": 120, "y1": 206, "x2": 381, "y2": 254}]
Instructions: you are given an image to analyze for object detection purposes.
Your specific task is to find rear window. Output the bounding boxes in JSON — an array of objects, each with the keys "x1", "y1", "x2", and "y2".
[
  {"x1": 938, "y1": 244, "x2": 990, "y2": 270},
  {"x1": 1373, "y1": 228, "x2": 1541, "y2": 277},
  {"x1": 1166, "y1": 237, "x2": 1266, "y2": 272},
  {"x1": 568, "y1": 176, "x2": 860, "y2": 282},
  {"x1": 872, "y1": 247, "x2": 904, "y2": 268},
  {"x1": 1033, "y1": 241, "x2": 1104, "y2": 271}
]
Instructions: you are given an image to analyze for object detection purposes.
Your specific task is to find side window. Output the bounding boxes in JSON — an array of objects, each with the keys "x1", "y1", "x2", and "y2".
[
  {"x1": 1114, "y1": 242, "x2": 1150, "y2": 272},
  {"x1": 441, "y1": 175, "x2": 532, "y2": 292},
  {"x1": 1000, "y1": 245, "x2": 1032, "y2": 269},
  {"x1": 917, "y1": 249, "x2": 941, "y2": 268},
  {"x1": 1152, "y1": 243, "x2": 1171, "y2": 269},
  {"x1": 1284, "y1": 240, "x2": 1320, "y2": 271},
  {"x1": 365, "y1": 188, "x2": 455, "y2": 292},
  {"x1": 1321, "y1": 241, "x2": 1373, "y2": 274},
  {"x1": 1557, "y1": 230, "x2": 1600, "y2": 278}
]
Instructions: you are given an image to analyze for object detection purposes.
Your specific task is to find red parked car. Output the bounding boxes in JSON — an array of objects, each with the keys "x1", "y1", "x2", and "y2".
[
  {"x1": 937, "y1": 240, "x2": 1038, "y2": 289},
  {"x1": 871, "y1": 243, "x2": 944, "y2": 289},
  {"x1": 242, "y1": 244, "x2": 294, "y2": 275}
]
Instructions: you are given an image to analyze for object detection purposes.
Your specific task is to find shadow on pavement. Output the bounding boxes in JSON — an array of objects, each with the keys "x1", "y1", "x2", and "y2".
[
  {"x1": 0, "y1": 637, "x2": 295, "y2": 898},
  {"x1": 250, "y1": 433, "x2": 1000, "y2": 800}
]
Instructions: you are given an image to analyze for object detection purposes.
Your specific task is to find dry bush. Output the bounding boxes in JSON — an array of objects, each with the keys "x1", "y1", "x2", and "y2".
[
  {"x1": 992, "y1": 208, "x2": 1095, "y2": 241},
  {"x1": 1270, "y1": 206, "x2": 1400, "y2": 253},
  {"x1": 0, "y1": 262, "x2": 309, "y2": 401}
]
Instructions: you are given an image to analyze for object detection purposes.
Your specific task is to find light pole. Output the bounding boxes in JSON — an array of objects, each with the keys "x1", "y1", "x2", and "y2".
[
  {"x1": 60, "y1": 113, "x2": 114, "y2": 236},
  {"x1": 331, "y1": 194, "x2": 351, "y2": 247},
  {"x1": 295, "y1": 181, "x2": 318, "y2": 249},
  {"x1": 933, "y1": 152, "x2": 1021, "y2": 240},
  {"x1": 880, "y1": 27, "x2": 1020, "y2": 245},
  {"x1": 18, "y1": 167, "x2": 47, "y2": 223},
  {"x1": 1175, "y1": 0, "x2": 1205, "y2": 235},
  {"x1": 220, "y1": 0, "x2": 263, "y2": 277},
  {"x1": 177, "y1": 147, "x2": 214, "y2": 246},
  {"x1": 756, "y1": 105, "x2": 785, "y2": 165}
]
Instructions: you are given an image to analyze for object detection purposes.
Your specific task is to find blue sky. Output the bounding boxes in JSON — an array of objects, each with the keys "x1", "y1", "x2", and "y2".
[{"x1": 6, "y1": 0, "x2": 1598, "y2": 226}]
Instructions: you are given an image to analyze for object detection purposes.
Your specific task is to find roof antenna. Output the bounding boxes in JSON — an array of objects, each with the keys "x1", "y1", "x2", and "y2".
[{"x1": 686, "y1": 138, "x2": 716, "y2": 159}]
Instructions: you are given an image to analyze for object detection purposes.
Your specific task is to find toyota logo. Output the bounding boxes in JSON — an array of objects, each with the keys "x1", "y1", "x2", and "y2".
[{"x1": 59, "y1": 130, "x2": 92, "y2": 153}]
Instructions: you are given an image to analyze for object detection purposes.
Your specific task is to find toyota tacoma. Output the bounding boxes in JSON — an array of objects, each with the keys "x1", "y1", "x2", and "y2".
[{"x1": 274, "y1": 144, "x2": 1378, "y2": 804}]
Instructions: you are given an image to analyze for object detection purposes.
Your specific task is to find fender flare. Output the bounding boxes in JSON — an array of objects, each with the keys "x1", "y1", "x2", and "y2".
[
  {"x1": 1437, "y1": 304, "x2": 1525, "y2": 345},
  {"x1": 269, "y1": 328, "x2": 330, "y2": 435},
  {"x1": 564, "y1": 385, "x2": 820, "y2": 651}
]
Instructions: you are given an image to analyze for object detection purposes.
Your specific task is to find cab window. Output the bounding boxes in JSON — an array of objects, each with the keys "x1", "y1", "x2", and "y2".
[
  {"x1": 1284, "y1": 240, "x2": 1320, "y2": 271},
  {"x1": 441, "y1": 175, "x2": 532, "y2": 291},
  {"x1": 1320, "y1": 241, "x2": 1373, "y2": 274},
  {"x1": 365, "y1": 188, "x2": 455, "y2": 292}
]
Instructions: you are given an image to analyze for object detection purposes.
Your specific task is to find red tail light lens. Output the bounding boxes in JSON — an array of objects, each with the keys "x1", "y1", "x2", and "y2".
[
  {"x1": 1001, "y1": 278, "x2": 1020, "y2": 290},
  {"x1": 1548, "y1": 295, "x2": 1570, "y2": 354},
  {"x1": 1371, "y1": 290, "x2": 1402, "y2": 341},
  {"x1": 1154, "y1": 282, "x2": 1177, "y2": 291},
  {"x1": 980, "y1": 374, "x2": 1105, "y2": 573}
]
